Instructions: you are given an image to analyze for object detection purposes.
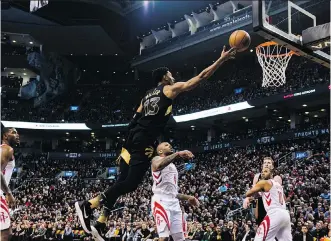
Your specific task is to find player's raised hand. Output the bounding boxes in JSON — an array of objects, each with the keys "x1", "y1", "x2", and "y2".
[
  {"x1": 220, "y1": 46, "x2": 236, "y2": 61},
  {"x1": 178, "y1": 150, "x2": 194, "y2": 160},
  {"x1": 188, "y1": 196, "x2": 200, "y2": 207}
]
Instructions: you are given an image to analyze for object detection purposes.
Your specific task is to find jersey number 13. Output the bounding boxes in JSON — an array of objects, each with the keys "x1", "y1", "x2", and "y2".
[{"x1": 144, "y1": 97, "x2": 160, "y2": 116}]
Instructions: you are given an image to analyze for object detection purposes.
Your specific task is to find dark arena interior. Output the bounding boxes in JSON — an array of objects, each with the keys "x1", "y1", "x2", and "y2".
[{"x1": 1, "y1": 1, "x2": 330, "y2": 241}]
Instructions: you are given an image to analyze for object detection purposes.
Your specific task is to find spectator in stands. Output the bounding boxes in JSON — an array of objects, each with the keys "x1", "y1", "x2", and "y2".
[
  {"x1": 294, "y1": 225, "x2": 314, "y2": 241},
  {"x1": 320, "y1": 189, "x2": 330, "y2": 201}
]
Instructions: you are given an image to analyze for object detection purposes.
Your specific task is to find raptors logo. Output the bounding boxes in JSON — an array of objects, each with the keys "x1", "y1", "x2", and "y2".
[{"x1": 145, "y1": 146, "x2": 154, "y2": 159}]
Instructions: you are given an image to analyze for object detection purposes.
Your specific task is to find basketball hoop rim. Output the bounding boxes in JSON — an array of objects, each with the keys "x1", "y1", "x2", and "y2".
[{"x1": 256, "y1": 41, "x2": 299, "y2": 57}]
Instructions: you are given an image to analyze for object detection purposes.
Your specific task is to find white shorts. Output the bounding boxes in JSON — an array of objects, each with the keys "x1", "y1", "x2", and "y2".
[
  {"x1": 151, "y1": 195, "x2": 185, "y2": 238},
  {"x1": 254, "y1": 209, "x2": 292, "y2": 241},
  {"x1": 0, "y1": 196, "x2": 10, "y2": 230}
]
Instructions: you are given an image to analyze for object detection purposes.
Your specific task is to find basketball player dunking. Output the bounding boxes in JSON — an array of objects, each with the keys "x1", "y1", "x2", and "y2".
[
  {"x1": 245, "y1": 167, "x2": 292, "y2": 241},
  {"x1": 1, "y1": 127, "x2": 19, "y2": 241},
  {"x1": 75, "y1": 46, "x2": 236, "y2": 239},
  {"x1": 151, "y1": 142, "x2": 199, "y2": 241}
]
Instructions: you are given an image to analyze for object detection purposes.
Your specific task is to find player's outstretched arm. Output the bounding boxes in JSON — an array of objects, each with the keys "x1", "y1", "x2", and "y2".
[
  {"x1": 165, "y1": 46, "x2": 236, "y2": 99},
  {"x1": 245, "y1": 180, "x2": 272, "y2": 198},
  {"x1": 151, "y1": 150, "x2": 194, "y2": 172}
]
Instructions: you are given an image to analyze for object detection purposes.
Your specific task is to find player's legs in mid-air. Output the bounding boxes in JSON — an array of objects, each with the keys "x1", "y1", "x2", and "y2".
[{"x1": 75, "y1": 130, "x2": 157, "y2": 239}]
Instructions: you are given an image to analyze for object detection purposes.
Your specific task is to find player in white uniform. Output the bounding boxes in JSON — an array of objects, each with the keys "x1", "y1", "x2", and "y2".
[
  {"x1": 0, "y1": 127, "x2": 19, "y2": 241},
  {"x1": 151, "y1": 142, "x2": 199, "y2": 241},
  {"x1": 245, "y1": 167, "x2": 292, "y2": 241},
  {"x1": 243, "y1": 157, "x2": 282, "y2": 224}
]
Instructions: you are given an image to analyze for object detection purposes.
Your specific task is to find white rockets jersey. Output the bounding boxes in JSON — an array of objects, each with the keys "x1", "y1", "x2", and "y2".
[
  {"x1": 0, "y1": 144, "x2": 15, "y2": 196},
  {"x1": 152, "y1": 162, "x2": 178, "y2": 198},
  {"x1": 262, "y1": 179, "x2": 286, "y2": 212}
]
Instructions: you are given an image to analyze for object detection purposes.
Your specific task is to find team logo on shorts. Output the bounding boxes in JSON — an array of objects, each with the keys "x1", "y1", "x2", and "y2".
[
  {"x1": 145, "y1": 146, "x2": 154, "y2": 158},
  {"x1": 0, "y1": 211, "x2": 9, "y2": 223},
  {"x1": 156, "y1": 216, "x2": 163, "y2": 226}
]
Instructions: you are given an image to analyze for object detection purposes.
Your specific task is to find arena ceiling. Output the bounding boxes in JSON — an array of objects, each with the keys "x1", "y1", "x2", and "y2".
[
  {"x1": 3, "y1": 1, "x2": 226, "y2": 56},
  {"x1": 2, "y1": 2, "x2": 128, "y2": 55}
]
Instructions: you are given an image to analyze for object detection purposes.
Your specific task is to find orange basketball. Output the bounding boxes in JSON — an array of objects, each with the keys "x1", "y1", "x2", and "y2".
[{"x1": 229, "y1": 30, "x2": 251, "y2": 52}]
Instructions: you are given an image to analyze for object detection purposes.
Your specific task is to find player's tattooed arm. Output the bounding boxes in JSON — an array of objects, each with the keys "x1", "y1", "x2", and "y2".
[
  {"x1": 151, "y1": 150, "x2": 194, "y2": 172},
  {"x1": 245, "y1": 180, "x2": 272, "y2": 198},
  {"x1": 151, "y1": 153, "x2": 181, "y2": 172}
]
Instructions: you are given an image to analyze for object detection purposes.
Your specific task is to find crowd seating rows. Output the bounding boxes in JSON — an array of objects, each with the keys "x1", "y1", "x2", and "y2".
[
  {"x1": 10, "y1": 135, "x2": 330, "y2": 241},
  {"x1": 1, "y1": 56, "x2": 329, "y2": 124}
]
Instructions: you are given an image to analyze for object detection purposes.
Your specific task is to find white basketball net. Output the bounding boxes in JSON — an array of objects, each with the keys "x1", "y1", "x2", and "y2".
[{"x1": 256, "y1": 43, "x2": 294, "y2": 87}]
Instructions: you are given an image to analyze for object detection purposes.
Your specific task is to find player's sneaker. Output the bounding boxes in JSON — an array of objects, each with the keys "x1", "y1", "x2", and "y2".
[
  {"x1": 91, "y1": 221, "x2": 107, "y2": 241},
  {"x1": 75, "y1": 201, "x2": 92, "y2": 233}
]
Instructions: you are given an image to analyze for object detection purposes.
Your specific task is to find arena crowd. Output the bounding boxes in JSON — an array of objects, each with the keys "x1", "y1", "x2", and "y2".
[
  {"x1": 10, "y1": 133, "x2": 330, "y2": 241},
  {"x1": 1, "y1": 56, "x2": 329, "y2": 124}
]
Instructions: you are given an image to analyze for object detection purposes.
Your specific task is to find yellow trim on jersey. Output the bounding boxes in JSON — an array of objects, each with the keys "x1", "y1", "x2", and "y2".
[
  {"x1": 120, "y1": 147, "x2": 131, "y2": 165},
  {"x1": 165, "y1": 105, "x2": 172, "y2": 116}
]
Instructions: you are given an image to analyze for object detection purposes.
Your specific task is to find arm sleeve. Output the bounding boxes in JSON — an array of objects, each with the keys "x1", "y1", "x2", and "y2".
[{"x1": 128, "y1": 112, "x2": 142, "y2": 130}]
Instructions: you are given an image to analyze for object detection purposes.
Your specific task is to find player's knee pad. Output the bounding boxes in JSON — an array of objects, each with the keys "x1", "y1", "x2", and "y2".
[{"x1": 171, "y1": 232, "x2": 184, "y2": 241}]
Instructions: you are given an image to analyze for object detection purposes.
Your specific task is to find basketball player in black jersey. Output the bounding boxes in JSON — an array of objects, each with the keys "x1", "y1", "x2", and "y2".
[{"x1": 75, "y1": 46, "x2": 236, "y2": 240}]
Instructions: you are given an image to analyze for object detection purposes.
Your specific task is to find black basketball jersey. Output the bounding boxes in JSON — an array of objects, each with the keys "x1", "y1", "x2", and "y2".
[
  {"x1": 256, "y1": 173, "x2": 267, "y2": 225},
  {"x1": 136, "y1": 84, "x2": 173, "y2": 135}
]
